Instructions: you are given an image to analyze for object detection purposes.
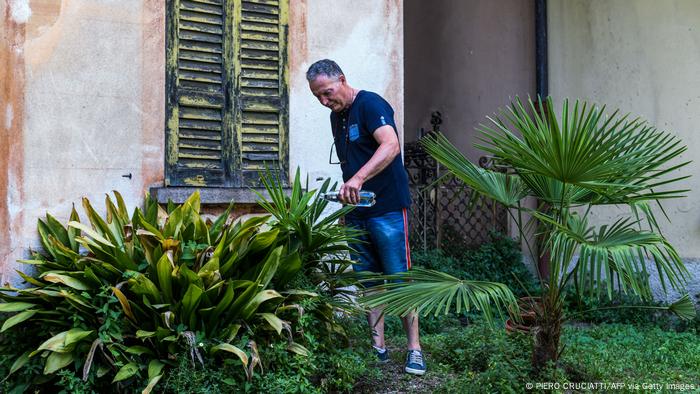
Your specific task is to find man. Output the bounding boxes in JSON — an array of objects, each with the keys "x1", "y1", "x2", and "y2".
[{"x1": 306, "y1": 59, "x2": 426, "y2": 376}]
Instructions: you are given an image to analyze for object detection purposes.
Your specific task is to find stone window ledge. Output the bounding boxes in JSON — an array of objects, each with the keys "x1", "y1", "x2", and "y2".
[{"x1": 149, "y1": 186, "x2": 288, "y2": 205}]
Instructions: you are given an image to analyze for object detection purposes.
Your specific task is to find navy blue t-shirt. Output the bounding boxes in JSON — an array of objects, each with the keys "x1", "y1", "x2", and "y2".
[{"x1": 330, "y1": 91, "x2": 411, "y2": 219}]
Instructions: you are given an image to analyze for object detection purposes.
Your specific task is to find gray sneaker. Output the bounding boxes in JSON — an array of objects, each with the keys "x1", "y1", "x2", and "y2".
[{"x1": 404, "y1": 350, "x2": 426, "y2": 375}]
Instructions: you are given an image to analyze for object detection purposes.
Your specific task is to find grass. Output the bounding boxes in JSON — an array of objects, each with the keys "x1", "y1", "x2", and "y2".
[{"x1": 353, "y1": 314, "x2": 700, "y2": 393}]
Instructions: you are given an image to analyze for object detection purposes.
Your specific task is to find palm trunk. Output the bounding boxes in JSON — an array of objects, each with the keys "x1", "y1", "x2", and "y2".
[{"x1": 531, "y1": 295, "x2": 563, "y2": 372}]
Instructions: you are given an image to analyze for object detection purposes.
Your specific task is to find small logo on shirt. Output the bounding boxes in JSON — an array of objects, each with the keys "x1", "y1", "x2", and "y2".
[
  {"x1": 349, "y1": 124, "x2": 360, "y2": 141},
  {"x1": 380, "y1": 116, "x2": 386, "y2": 125}
]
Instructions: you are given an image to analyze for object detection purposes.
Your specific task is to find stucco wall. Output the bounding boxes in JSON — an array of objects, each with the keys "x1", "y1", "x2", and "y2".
[
  {"x1": 0, "y1": 0, "x2": 403, "y2": 284},
  {"x1": 548, "y1": 0, "x2": 700, "y2": 300},
  {"x1": 0, "y1": 0, "x2": 165, "y2": 285},
  {"x1": 404, "y1": 0, "x2": 535, "y2": 162},
  {"x1": 548, "y1": 0, "x2": 700, "y2": 258},
  {"x1": 288, "y1": 0, "x2": 404, "y2": 188}
]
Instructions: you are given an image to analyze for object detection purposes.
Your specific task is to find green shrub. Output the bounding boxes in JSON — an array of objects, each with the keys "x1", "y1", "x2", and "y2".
[
  {"x1": 0, "y1": 169, "x2": 362, "y2": 392},
  {"x1": 413, "y1": 232, "x2": 536, "y2": 295}
]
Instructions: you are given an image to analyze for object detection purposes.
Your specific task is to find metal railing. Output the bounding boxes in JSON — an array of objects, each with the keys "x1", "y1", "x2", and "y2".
[{"x1": 404, "y1": 140, "x2": 508, "y2": 252}]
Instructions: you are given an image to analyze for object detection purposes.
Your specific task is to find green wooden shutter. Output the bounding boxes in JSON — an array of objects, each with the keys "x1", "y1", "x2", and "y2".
[
  {"x1": 232, "y1": 0, "x2": 289, "y2": 186},
  {"x1": 166, "y1": 0, "x2": 288, "y2": 188},
  {"x1": 166, "y1": 0, "x2": 234, "y2": 187}
]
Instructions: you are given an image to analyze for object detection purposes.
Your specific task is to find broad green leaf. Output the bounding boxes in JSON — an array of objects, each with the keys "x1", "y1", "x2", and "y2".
[
  {"x1": 136, "y1": 330, "x2": 156, "y2": 339},
  {"x1": 7, "y1": 351, "x2": 30, "y2": 377},
  {"x1": 255, "y1": 246, "x2": 282, "y2": 289},
  {"x1": 223, "y1": 324, "x2": 242, "y2": 343},
  {"x1": 276, "y1": 251, "x2": 302, "y2": 287},
  {"x1": 287, "y1": 342, "x2": 310, "y2": 357},
  {"x1": 209, "y1": 283, "x2": 235, "y2": 327},
  {"x1": 112, "y1": 286, "x2": 136, "y2": 321},
  {"x1": 241, "y1": 290, "x2": 282, "y2": 320},
  {"x1": 64, "y1": 329, "x2": 94, "y2": 348},
  {"x1": 32, "y1": 329, "x2": 91, "y2": 357},
  {"x1": 211, "y1": 343, "x2": 248, "y2": 367},
  {"x1": 59, "y1": 290, "x2": 92, "y2": 310},
  {"x1": 42, "y1": 273, "x2": 91, "y2": 291},
  {"x1": 112, "y1": 362, "x2": 139, "y2": 383},
  {"x1": 1, "y1": 310, "x2": 37, "y2": 332},
  {"x1": 156, "y1": 254, "x2": 173, "y2": 303},
  {"x1": 0, "y1": 302, "x2": 35, "y2": 312},
  {"x1": 181, "y1": 284, "x2": 204, "y2": 329},
  {"x1": 113, "y1": 190, "x2": 130, "y2": 221},
  {"x1": 258, "y1": 313, "x2": 285, "y2": 336},
  {"x1": 44, "y1": 351, "x2": 74, "y2": 374},
  {"x1": 209, "y1": 202, "x2": 233, "y2": 241},
  {"x1": 15, "y1": 270, "x2": 44, "y2": 287},
  {"x1": 128, "y1": 273, "x2": 162, "y2": 304},
  {"x1": 67, "y1": 221, "x2": 114, "y2": 247},
  {"x1": 67, "y1": 205, "x2": 81, "y2": 252},
  {"x1": 142, "y1": 375, "x2": 163, "y2": 394},
  {"x1": 248, "y1": 229, "x2": 280, "y2": 254},
  {"x1": 147, "y1": 359, "x2": 165, "y2": 379},
  {"x1": 125, "y1": 346, "x2": 153, "y2": 356}
]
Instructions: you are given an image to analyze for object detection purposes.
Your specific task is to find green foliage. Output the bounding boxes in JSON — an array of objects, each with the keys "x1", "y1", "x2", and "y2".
[
  {"x1": 413, "y1": 232, "x2": 535, "y2": 295},
  {"x1": 159, "y1": 311, "x2": 375, "y2": 394},
  {"x1": 562, "y1": 324, "x2": 700, "y2": 383},
  {"x1": 563, "y1": 288, "x2": 700, "y2": 331},
  {"x1": 371, "y1": 319, "x2": 700, "y2": 393},
  {"x1": 0, "y1": 168, "x2": 362, "y2": 392},
  {"x1": 392, "y1": 96, "x2": 694, "y2": 370},
  {"x1": 361, "y1": 268, "x2": 518, "y2": 326}
]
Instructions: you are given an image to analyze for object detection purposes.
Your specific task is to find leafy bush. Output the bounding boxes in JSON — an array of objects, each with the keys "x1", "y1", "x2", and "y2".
[
  {"x1": 0, "y1": 169, "x2": 361, "y2": 392},
  {"x1": 159, "y1": 309, "x2": 376, "y2": 394},
  {"x1": 412, "y1": 232, "x2": 536, "y2": 295}
]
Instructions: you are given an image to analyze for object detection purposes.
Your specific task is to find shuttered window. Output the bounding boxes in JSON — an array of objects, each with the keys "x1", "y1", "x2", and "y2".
[{"x1": 165, "y1": 0, "x2": 289, "y2": 187}]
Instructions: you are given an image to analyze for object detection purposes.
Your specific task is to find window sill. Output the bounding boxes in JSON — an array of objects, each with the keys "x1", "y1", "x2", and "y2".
[{"x1": 149, "y1": 186, "x2": 284, "y2": 205}]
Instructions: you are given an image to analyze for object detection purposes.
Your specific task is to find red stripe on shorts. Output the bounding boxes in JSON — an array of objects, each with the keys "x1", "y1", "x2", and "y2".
[{"x1": 402, "y1": 208, "x2": 411, "y2": 269}]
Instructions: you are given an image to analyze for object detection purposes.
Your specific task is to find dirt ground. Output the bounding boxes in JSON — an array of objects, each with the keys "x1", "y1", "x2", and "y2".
[{"x1": 352, "y1": 343, "x2": 457, "y2": 393}]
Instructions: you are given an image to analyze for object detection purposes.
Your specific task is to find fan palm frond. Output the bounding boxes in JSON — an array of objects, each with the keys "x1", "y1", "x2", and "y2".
[
  {"x1": 668, "y1": 294, "x2": 697, "y2": 320},
  {"x1": 359, "y1": 268, "x2": 518, "y2": 326},
  {"x1": 476, "y1": 97, "x2": 689, "y2": 201},
  {"x1": 421, "y1": 133, "x2": 529, "y2": 207},
  {"x1": 543, "y1": 213, "x2": 690, "y2": 300}
]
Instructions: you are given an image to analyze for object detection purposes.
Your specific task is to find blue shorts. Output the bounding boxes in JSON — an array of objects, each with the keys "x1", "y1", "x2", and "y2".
[{"x1": 346, "y1": 209, "x2": 412, "y2": 286}]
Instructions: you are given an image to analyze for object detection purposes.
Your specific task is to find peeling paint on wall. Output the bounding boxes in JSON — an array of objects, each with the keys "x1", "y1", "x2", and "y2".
[
  {"x1": 140, "y1": 0, "x2": 165, "y2": 192},
  {"x1": 10, "y1": 0, "x2": 32, "y2": 24},
  {"x1": 1, "y1": 2, "x2": 27, "y2": 284},
  {"x1": 4, "y1": 105, "x2": 12, "y2": 130}
]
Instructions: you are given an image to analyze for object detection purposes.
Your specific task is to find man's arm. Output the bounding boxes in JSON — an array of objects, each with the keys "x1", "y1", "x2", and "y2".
[{"x1": 340, "y1": 125, "x2": 400, "y2": 204}]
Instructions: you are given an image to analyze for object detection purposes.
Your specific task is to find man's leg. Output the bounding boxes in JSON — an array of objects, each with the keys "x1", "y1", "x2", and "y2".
[
  {"x1": 368, "y1": 209, "x2": 425, "y2": 374},
  {"x1": 368, "y1": 210, "x2": 421, "y2": 347},
  {"x1": 368, "y1": 308, "x2": 385, "y2": 349},
  {"x1": 402, "y1": 312, "x2": 420, "y2": 351},
  {"x1": 345, "y1": 217, "x2": 388, "y2": 358}
]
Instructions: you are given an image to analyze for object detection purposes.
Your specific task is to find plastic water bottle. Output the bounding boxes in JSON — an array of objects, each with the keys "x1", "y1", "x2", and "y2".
[{"x1": 320, "y1": 190, "x2": 376, "y2": 207}]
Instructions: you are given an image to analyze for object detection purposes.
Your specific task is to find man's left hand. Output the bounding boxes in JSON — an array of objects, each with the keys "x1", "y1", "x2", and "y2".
[{"x1": 340, "y1": 176, "x2": 364, "y2": 205}]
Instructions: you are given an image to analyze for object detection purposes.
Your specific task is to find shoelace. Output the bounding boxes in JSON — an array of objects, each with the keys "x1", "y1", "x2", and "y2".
[{"x1": 408, "y1": 350, "x2": 423, "y2": 365}]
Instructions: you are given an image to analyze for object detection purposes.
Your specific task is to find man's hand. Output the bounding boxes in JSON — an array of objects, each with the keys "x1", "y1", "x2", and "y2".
[{"x1": 339, "y1": 175, "x2": 364, "y2": 205}]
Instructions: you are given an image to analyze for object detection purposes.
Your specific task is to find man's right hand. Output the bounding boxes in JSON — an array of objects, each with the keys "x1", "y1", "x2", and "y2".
[{"x1": 339, "y1": 176, "x2": 364, "y2": 205}]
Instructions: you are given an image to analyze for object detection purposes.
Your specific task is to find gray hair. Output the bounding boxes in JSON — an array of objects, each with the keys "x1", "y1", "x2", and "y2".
[{"x1": 306, "y1": 59, "x2": 344, "y2": 82}]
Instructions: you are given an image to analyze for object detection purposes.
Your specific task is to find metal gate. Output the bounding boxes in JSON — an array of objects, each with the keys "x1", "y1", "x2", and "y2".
[{"x1": 404, "y1": 140, "x2": 508, "y2": 252}]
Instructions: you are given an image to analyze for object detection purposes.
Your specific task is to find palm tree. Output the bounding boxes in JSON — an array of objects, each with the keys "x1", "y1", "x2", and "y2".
[{"x1": 361, "y1": 97, "x2": 696, "y2": 371}]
